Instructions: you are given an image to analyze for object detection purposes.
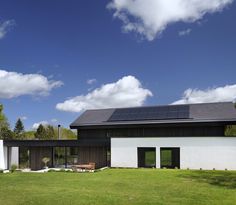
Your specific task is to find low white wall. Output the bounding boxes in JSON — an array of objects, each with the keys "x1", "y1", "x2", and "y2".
[
  {"x1": 111, "y1": 137, "x2": 236, "y2": 170},
  {"x1": 4, "y1": 146, "x2": 8, "y2": 169},
  {"x1": 0, "y1": 140, "x2": 6, "y2": 169},
  {"x1": 9, "y1": 147, "x2": 19, "y2": 167},
  {"x1": 0, "y1": 142, "x2": 19, "y2": 170}
]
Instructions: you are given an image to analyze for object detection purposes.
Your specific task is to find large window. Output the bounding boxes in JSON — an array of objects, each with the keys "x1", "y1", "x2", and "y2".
[
  {"x1": 66, "y1": 147, "x2": 79, "y2": 166},
  {"x1": 138, "y1": 148, "x2": 156, "y2": 168},
  {"x1": 160, "y1": 148, "x2": 180, "y2": 169},
  {"x1": 19, "y1": 147, "x2": 30, "y2": 169},
  {"x1": 53, "y1": 147, "x2": 79, "y2": 168},
  {"x1": 54, "y1": 147, "x2": 66, "y2": 168}
]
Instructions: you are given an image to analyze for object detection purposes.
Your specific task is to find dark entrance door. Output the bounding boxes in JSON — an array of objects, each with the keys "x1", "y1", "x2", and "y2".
[
  {"x1": 138, "y1": 148, "x2": 156, "y2": 168},
  {"x1": 160, "y1": 148, "x2": 180, "y2": 169}
]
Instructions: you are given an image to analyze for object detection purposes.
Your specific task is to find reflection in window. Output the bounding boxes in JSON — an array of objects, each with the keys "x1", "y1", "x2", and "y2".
[
  {"x1": 19, "y1": 147, "x2": 30, "y2": 169},
  {"x1": 66, "y1": 147, "x2": 79, "y2": 166},
  {"x1": 54, "y1": 147, "x2": 65, "y2": 168},
  {"x1": 225, "y1": 125, "x2": 236, "y2": 136}
]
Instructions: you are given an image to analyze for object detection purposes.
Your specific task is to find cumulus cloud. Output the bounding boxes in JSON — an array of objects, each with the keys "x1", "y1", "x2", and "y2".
[
  {"x1": 0, "y1": 69, "x2": 63, "y2": 98},
  {"x1": 178, "y1": 28, "x2": 192, "y2": 36},
  {"x1": 32, "y1": 121, "x2": 49, "y2": 129},
  {"x1": 172, "y1": 84, "x2": 236, "y2": 104},
  {"x1": 87, "y1": 78, "x2": 97, "y2": 85},
  {"x1": 0, "y1": 20, "x2": 15, "y2": 39},
  {"x1": 107, "y1": 0, "x2": 233, "y2": 41},
  {"x1": 56, "y1": 75, "x2": 153, "y2": 112}
]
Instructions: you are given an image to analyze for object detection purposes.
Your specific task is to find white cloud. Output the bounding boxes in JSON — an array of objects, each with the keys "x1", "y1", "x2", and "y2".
[
  {"x1": 178, "y1": 28, "x2": 192, "y2": 36},
  {"x1": 32, "y1": 121, "x2": 49, "y2": 130},
  {"x1": 56, "y1": 75, "x2": 153, "y2": 112},
  {"x1": 0, "y1": 20, "x2": 15, "y2": 39},
  {"x1": 172, "y1": 84, "x2": 236, "y2": 104},
  {"x1": 51, "y1": 118, "x2": 58, "y2": 123},
  {"x1": 107, "y1": 0, "x2": 233, "y2": 41},
  {"x1": 0, "y1": 69, "x2": 63, "y2": 98},
  {"x1": 20, "y1": 116, "x2": 27, "y2": 121},
  {"x1": 87, "y1": 78, "x2": 97, "y2": 85}
]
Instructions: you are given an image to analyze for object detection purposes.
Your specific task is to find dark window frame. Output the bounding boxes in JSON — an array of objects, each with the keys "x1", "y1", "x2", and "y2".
[
  {"x1": 160, "y1": 147, "x2": 180, "y2": 169},
  {"x1": 137, "y1": 147, "x2": 156, "y2": 168}
]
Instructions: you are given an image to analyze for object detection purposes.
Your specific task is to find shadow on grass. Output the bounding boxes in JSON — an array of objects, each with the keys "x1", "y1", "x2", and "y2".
[{"x1": 179, "y1": 171, "x2": 236, "y2": 189}]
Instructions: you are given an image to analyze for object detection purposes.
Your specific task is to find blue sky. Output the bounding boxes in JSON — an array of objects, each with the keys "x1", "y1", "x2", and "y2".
[{"x1": 0, "y1": 0, "x2": 236, "y2": 130}]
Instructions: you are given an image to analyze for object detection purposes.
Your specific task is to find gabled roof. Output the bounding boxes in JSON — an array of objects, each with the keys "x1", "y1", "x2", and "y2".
[{"x1": 70, "y1": 102, "x2": 236, "y2": 129}]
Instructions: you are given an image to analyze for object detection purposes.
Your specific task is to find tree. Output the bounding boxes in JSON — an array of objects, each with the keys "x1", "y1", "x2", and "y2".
[
  {"x1": 0, "y1": 104, "x2": 9, "y2": 130},
  {"x1": 0, "y1": 104, "x2": 12, "y2": 140},
  {"x1": 0, "y1": 127, "x2": 15, "y2": 140},
  {"x1": 14, "y1": 118, "x2": 25, "y2": 139},
  {"x1": 24, "y1": 131, "x2": 36, "y2": 139},
  {"x1": 45, "y1": 125, "x2": 56, "y2": 139},
  {"x1": 34, "y1": 124, "x2": 47, "y2": 139},
  {"x1": 61, "y1": 127, "x2": 77, "y2": 139}
]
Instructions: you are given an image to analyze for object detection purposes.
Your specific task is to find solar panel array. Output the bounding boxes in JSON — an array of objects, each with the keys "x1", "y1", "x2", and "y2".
[{"x1": 108, "y1": 105, "x2": 190, "y2": 122}]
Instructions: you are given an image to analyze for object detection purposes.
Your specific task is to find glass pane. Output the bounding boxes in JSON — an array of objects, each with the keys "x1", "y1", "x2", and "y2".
[
  {"x1": 145, "y1": 151, "x2": 156, "y2": 167},
  {"x1": 19, "y1": 147, "x2": 30, "y2": 169},
  {"x1": 66, "y1": 147, "x2": 79, "y2": 166},
  {"x1": 54, "y1": 147, "x2": 65, "y2": 168},
  {"x1": 161, "y1": 150, "x2": 172, "y2": 167}
]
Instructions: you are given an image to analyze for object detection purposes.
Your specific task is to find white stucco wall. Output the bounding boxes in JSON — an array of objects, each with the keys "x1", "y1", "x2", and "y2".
[
  {"x1": 9, "y1": 147, "x2": 19, "y2": 167},
  {"x1": 0, "y1": 140, "x2": 6, "y2": 169},
  {"x1": 111, "y1": 137, "x2": 236, "y2": 170},
  {"x1": 4, "y1": 146, "x2": 8, "y2": 169}
]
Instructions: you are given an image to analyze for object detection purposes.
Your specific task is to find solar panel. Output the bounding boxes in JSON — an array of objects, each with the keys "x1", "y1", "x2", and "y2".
[{"x1": 108, "y1": 105, "x2": 190, "y2": 122}]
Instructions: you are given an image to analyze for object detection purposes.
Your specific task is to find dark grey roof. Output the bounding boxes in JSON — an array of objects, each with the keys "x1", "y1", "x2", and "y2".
[
  {"x1": 72, "y1": 108, "x2": 115, "y2": 124},
  {"x1": 70, "y1": 102, "x2": 236, "y2": 128},
  {"x1": 3, "y1": 139, "x2": 108, "y2": 147}
]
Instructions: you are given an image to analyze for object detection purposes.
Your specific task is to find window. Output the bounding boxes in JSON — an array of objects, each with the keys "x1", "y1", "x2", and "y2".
[
  {"x1": 54, "y1": 147, "x2": 66, "y2": 168},
  {"x1": 138, "y1": 148, "x2": 156, "y2": 168},
  {"x1": 66, "y1": 147, "x2": 79, "y2": 166},
  {"x1": 160, "y1": 148, "x2": 180, "y2": 169},
  {"x1": 19, "y1": 147, "x2": 30, "y2": 169}
]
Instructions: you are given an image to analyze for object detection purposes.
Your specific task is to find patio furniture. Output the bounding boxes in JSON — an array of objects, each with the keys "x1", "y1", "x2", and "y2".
[{"x1": 72, "y1": 162, "x2": 95, "y2": 172}]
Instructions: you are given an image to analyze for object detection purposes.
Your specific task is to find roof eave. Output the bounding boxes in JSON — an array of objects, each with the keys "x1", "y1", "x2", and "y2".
[{"x1": 70, "y1": 119, "x2": 236, "y2": 129}]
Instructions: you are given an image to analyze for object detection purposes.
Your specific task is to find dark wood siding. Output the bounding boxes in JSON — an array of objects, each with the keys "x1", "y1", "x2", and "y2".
[
  {"x1": 78, "y1": 146, "x2": 107, "y2": 168},
  {"x1": 29, "y1": 146, "x2": 107, "y2": 170},
  {"x1": 78, "y1": 125, "x2": 225, "y2": 138},
  {"x1": 79, "y1": 129, "x2": 108, "y2": 138},
  {"x1": 30, "y1": 147, "x2": 53, "y2": 170}
]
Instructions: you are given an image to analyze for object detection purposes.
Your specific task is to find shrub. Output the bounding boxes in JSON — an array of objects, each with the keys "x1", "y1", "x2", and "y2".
[{"x1": 10, "y1": 164, "x2": 17, "y2": 173}]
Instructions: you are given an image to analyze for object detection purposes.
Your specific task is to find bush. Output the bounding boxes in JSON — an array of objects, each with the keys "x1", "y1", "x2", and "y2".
[{"x1": 10, "y1": 164, "x2": 18, "y2": 172}]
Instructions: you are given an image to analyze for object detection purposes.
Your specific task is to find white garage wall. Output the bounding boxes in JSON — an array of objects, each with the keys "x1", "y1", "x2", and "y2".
[
  {"x1": 111, "y1": 137, "x2": 236, "y2": 170},
  {"x1": 0, "y1": 140, "x2": 6, "y2": 170},
  {"x1": 9, "y1": 147, "x2": 19, "y2": 167}
]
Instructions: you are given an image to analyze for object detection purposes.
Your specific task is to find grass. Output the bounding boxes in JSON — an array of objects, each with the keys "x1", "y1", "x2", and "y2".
[{"x1": 1, "y1": 169, "x2": 236, "y2": 205}]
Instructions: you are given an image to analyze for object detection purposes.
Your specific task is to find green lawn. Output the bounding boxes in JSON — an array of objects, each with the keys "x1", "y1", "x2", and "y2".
[{"x1": 1, "y1": 169, "x2": 236, "y2": 205}]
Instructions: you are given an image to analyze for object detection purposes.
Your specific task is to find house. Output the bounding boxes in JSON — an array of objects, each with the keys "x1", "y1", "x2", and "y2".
[{"x1": 1, "y1": 102, "x2": 236, "y2": 170}]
